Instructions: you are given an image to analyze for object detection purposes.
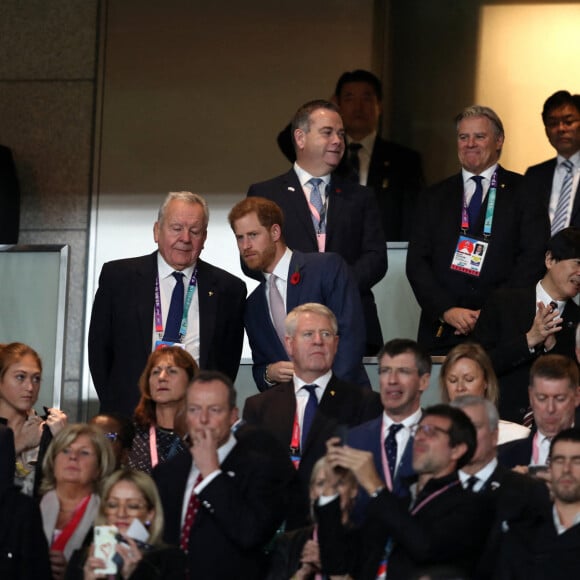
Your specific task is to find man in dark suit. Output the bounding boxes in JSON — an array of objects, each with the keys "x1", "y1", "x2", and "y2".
[
  {"x1": 332, "y1": 69, "x2": 424, "y2": 241},
  {"x1": 243, "y1": 303, "x2": 381, "y2": 527},
  {"x1": 347, "y1": 338, "x2": 430, "y2": 508},
  {"x1": 407, "y1": 105, "x2": 549, "y2": 355},
  {"x1": 451, "y1": 396, "x2": 551, "y2": 579},
  {"x1": 317, "y1": 404, "x2": 492, "y2": 580},
  {"x1": 473, "y1": 227, "x2": 580, "y2": 422},
  {"x1": 229, "y1": 196, "x2": 368, "y2": 390},
  {"x1": 499, "y1": 355, "x2": 580, "y2": 470},
  {"x1": 524, "y1": 91, "x2": 580, "y2": 234},
  {"x1": 88, "y1": 192, "x2": 246, "y2": 416},
  {"x1": 0, "y1": 144, "x2": 20, "y2": 244},
  {"x1": 276, "y1": 70, "x2": 424, "y2": 242},
  {"x1": 249, "y1": 99, "x2": 387, "y2": 355},
  {"x1": 153, "y1": 371, "x2": 295, "y2": 580}
]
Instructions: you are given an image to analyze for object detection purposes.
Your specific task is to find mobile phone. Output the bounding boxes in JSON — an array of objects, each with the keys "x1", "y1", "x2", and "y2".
[
  {"x1": 333, "y1": 424, "x2": 348, "y2": 446},
  {"x1": 528, "y1": 464, "x2": 549, "y2": 476},
  {"x1": 94, "y1": 525, "x2": 118, "y2": 574}
]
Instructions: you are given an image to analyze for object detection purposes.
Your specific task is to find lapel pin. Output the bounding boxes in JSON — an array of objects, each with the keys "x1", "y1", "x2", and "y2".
[
  {"x1": 208, "y1": 291, "x2": 214, "y2": 296},
  {"x1": 330, "y1": 390, "x2": 336, "y2": 396},
  {"x1": 288, "y1": 186, "x2": 295, "y2": 191}
]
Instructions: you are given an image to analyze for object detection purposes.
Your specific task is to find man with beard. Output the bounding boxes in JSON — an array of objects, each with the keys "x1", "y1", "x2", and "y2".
[{"x1": 229, "y1": 196, "x2": 368, "y2": 391}]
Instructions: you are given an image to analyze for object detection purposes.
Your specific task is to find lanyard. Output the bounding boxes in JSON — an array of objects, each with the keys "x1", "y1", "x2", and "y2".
[
  {"x1": 461, "y1": 170, "x2": 498, "y2": 237},
  {"x1": 411, "y1": 480, "x2": 460, "y2": 515},
  {"x1": 154, "y1": 267, "x2": 198, "y2": 338}
]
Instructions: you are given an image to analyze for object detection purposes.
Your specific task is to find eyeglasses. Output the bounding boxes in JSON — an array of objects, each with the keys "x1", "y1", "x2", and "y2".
[
  {"x1": 378, "y1": 366, "x2": 419, "y2": 377},
  {"x1": 411, "y1": 424, "x2": 451, "y2": 438},
  {"x1": 104, "y1": 432, "x2": 119, "y2": 441},
  {"x1": 104, "y1": 500, "x2": 148, "y2": 514}
]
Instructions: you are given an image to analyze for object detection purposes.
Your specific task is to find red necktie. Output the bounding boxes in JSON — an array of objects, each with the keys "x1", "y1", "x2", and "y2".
[{"x1": 180, "y1": 472, "x2": 203, "y2": 552}]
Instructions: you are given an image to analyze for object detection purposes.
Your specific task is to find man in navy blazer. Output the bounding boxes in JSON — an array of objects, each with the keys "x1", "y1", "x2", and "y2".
[
  {"x1": 524, "y1": 91, "x2": 580, "y2": 233},
  {"x1": 347, "y1": 338, "x2": 430, "y2": 518},
  {"x1": 473, "y1": 227, "x2": 580, "y2": 422},
  {"x1": 153, "y1": 371, "x2": 295, "y2": 580},
  {"x1": 248, "y1": 99, "x2": 387, "y2": 355},
  {"x1": 229, "y1": 196, "x2": 368, "y2": 391},
  {"x1": 407, "y1": 105, "x2": 549, "y2": 355},
  {"x1": 88, "y1": 192, "x2": 246, "y2": 416}
]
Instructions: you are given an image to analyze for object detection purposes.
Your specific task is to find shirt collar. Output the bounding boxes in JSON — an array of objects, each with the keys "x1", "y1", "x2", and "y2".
[
  {"x1": 557, "y1": 150, "x2": 580, "y2": 167},
  {"x1": 553, "y1": 504, "x2": 580, "y2": 534},
  {"x1": 382, "y1": 407, "x2": 422, "y2": 435},
  {"x1": 459, "y1": 458, "x2": 498, "y2": 488},
  {"x1": 157, "y1": 252, "x2": 195, "y2": 280},
  {"x1": 293, "y1": 370, "x2": 333, "y2": 395},
  {"x1": 346, "y1": 131, "x2": 376, "y2": 155},
  {"x1": 293, "y1": 163, "x2": 331, "y2": 188},
  {"x1": 536, "y1": 280, "x2": 566, "y2": 314},
  {"x1": 462, "y1": 163, "x2": 498, "y2": 184},
  {"x1": 265, "y1": 247, "x2": 293, "y2": 282}
]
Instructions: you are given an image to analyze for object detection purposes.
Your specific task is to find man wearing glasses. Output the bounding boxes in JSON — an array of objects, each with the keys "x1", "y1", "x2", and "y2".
[
  {"x1": 243, "y1": 303, "x2": 381, "y2": 528},
  {"x1": 346, "y1": 339, "x2": 430, "y2": 505},
  {"x1": 317, "y1": 404, "x2": 493, "y2": 579},
  {"x1": 524, "y1": 91, "x2": 580, "y2": 234}
]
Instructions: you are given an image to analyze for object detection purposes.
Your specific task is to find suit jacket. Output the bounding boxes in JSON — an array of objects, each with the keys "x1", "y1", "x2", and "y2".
[
  {"x1": 244, "y1": 250, "x2": 369, "y2": 390},
  {"x1": 243, "y1": 374, "x2": 381, "y2": 526},
  {"x1": 316, "y1": 472, "x2": 493, "y2": 580},
  {"x1": 88, "y1": 251, "x2": 246, "y2": 416},
  {"x1": 337, "y1": 136, "x2": 425, "y2": 241},
  {"x1": 472, "y1": 462, "x2": 551, "y2": 580},
  {"x1": 498, "y1": 431, "x2": 534, "y2": 468},
  {"x1": 153, "y1": 427, "x2": 295, "y2": 580},
  {"x1": 473, "y1": 286, "x2": 580, "y2": 422},
  {"x1": 247, "y1": 169, "x2": 387, "y2": 353},
  {"x1": 0, "y1": 145, "x2": 20, "y2": 244},
  {"x1": 347, "y1": 415, "x2": 416, "y2": 498},
  {"x1": 406, "y1": 166, "x2": 549, "y2": 354},
  {"x1": 524, "y1": 158, "x2": 580, "y2": 229}
]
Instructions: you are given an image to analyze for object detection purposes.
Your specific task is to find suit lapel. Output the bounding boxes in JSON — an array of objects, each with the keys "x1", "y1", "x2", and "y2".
[
  {"x1": 286, "y1": 252, "x2": 305, "y2": 313},
  {"x1": 283, "y1": 170, "x2": 318, "y2": 247},
  {"x1": 197, "y1": 260, "x2": 217, "y2": 368},
  {"x1": 136, "y1": 252, "x2": 159, "y2": 357},
  {"x1": 326, "y1": 177, "x2": 346, "y2": 247}
]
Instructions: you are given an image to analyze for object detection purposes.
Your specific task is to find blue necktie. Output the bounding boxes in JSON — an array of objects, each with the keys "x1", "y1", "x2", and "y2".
[
  {"x1": 301, "y1": 384, "x2": 319, "y2": 449},
  {"x1": 163, "y1": 271, "x2": 185, "y2": 342},
  {"x1": 308, "y1": 178, "x2": 326, "y2": 233},
  {"x1": 385, "y1": 423, "x2": 404, "y2": 482},
  {"x1": 468, "y1": 176, "x2": 483, "y2": 231}
]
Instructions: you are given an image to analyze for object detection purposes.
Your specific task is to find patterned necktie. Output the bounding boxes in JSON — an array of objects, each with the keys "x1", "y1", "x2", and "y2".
[
  {"x1": 308, "y1": 178, "x2": 326, "y2": 233},
  {"x1": 268, "y1": 274, "x2": 286, "y2": 345},
  {"x1": 551, "y1": 159, "x2": 574, "y2": 235},
  {"x1": 301, "y1": 384, "x2": 319, "y2": 449},
  {"x1": 180, "y1": 472, "x2": 203, "y2": 552},
  {"x1": 468, "y1": 176, "x2": 484, "y2": 230},
  {"x1": 163, "y1": 271, "x2": 185, "y2": 342},
  {"x1": 347, "y1": 142, "x2": 362, "y2": 182},
  {"x1": 385, "y1": 423, "x2": 404, "y2": 482}
]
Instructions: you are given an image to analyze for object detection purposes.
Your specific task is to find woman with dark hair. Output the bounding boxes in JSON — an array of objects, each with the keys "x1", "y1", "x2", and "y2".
[
  {"x1": 0, "y1": 342, "x2": 67, "y2": 497},
  {"x1": 40, "y1": 423, "x2": 115, "y2": 580},
  {"x1": 127, "y1": 347, "x2": 198, "y2": 474}
]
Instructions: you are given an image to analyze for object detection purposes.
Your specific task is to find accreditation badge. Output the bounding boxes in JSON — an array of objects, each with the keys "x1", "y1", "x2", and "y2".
[
  {"x1": 450, "y1": 235, "x2": 488, "y2": 277},
  {"x1": 154, "y1": 340, "x2": 186, "y2": 350}
]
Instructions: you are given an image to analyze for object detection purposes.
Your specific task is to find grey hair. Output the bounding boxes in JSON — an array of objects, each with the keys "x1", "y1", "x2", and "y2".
[
  {"x1": 455, "y1": 105, "x2": 505, "y2": 140},
  {"x1": 451, "y1": 395, "x2": 500, "y2": 432},
  {"x1": 285, "y1": 303, "x2": 338, "y2": 337},
  {"x1": 157, "y1": 192, "x2": 209, "y2": 228}
]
